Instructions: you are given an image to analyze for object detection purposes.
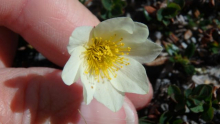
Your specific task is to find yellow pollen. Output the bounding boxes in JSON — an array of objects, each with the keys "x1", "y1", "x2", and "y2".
[
  {"x1": 83, "y1": 35, "x2": 131, "y2": 81},
  {"x1": 128, "y1": 47, "x2": 131, "y2": 51}
]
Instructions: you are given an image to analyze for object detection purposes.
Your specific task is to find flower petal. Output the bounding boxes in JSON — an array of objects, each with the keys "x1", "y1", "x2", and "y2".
[
  {"x1": 61, "y1": 46, "x2": 85, "y2": 85},
  {"x1": 125, "y1": 39, "x2": 163, "y2": 63},
  {"x1": 92, "y1": 17, "x2": 135, "y2": 39},
  {"x1": 110, "y1": 57, "x2": 149, "y2": 94},
  {"x1": 115, "y1": 22, "x2": 150, "y2": 43},
  {"x1": 94, "y1": 79, "x2": 124, "y2": 112},
  {"x1": 80, "y1": 66, "x2": 96, "y2": 105},
  {"x1": 68, "y1": 26, "x2": 93, "y2": 54}
]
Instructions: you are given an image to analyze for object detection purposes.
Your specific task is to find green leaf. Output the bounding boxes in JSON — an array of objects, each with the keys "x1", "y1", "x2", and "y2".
[
  {"x1": 201, "y1": 107, "x2": 214, "y2": 121},
  {"x1": 159, "y1": 111, "x2": 172, "y2": 124},
  {"x1": 168, "y1": 85, "x2": 185, "y2": 111},
  {"x1": 168, "y1": 85, "x2": 181, "y2": 96},
  {"x1": 168, "y1": 86, "x2": 182, "y2": 102},
  {"x1": 143, "y1": 10, "x2": 152, "y2": 21},
  {"x1": 196, "y1": 85, "x2": 213, "y2": 101},
  {"x1": 191, "y1": 98, "x2": 202, "y2": 106},
  {"x1": 101, "y1": 0, "x2": 113, "y2": 11},
  {"x1": 173, "y1": 119, "x2": 184, "y2": 124},
  {"x1": 209, "y1": 41, "x2": 220, "y2": 54},
  {"x1": 199, "y1": 19, "x2": 212, "y2": 31},
  {"x1": 186, "y1": 98, "x2": 194, "y2": 108},
  {"x1": 165, "y1": 44, "x2": 179, "y2": 56},
  {"x1": 191, "y1": 85, "x2": 204, "y2": 95},
  {"x1": 114, "y1": 0, "x2": 126, "y2": 7},
  {"x1": 100, "y1": 0, "x2": 126, "y2": 19},
  {"x1": 183, "y1": 64, "x2": 195, "y2": 75},
  {"x1": 173, "y1": 0, "x2": 185, "y2": 8},
  {"x1": 162, "y1": 19, "x2": 170, "y2": 26},
  {"x1": 169, "y1": 57, "x2": 175, "y2": 62},
  {"x1": 184, "y1": 89, "x2": 192, "y2": 98},
  {"x1": 185, "y1": 43, "x2": 196, "y2": 58},
  {"x1": 163, "y1": 3, "x2": 181, "y2": 19},
  {"x1": 175, "y1": 101, "x2": 185, "y2": 112},
  {"x1": 157, "y1": 3, "x2": 180, "y2": 22},
  {"x1": 111, "y1": 4, "x2": 123, "y2": 16},
  {"x1": 187, "y1": 93, "x2": 204, "y2": 108},
  {"x1": 176, "y1": 55, "x2": 190, "y2": 65},
  {"x1": 212, "y1": 99, "x2": 220, "y2": 109},
  {"x1": 190, "y1": 105, "x2": 204, "y2": 113},
  {"x1": 187, "y1": 15, "x2": 197, "y2": 28},
  {"x1": 211, "y1": 47, "x2": 220, "y2": 54},
  {"x1": 100, "y1": 9, "x2": 108, "y2": 19},
  {"x1": 157, "y1": 9, "x2": 163, "y2": 21},
  {"x1": 138, "y1": 116, "x2": 155, "y2": 124}
]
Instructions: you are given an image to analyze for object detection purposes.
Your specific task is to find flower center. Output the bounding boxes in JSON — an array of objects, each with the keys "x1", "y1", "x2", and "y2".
[{"x1": 83, "y1": 34, "x2": 131, "y2": 82}]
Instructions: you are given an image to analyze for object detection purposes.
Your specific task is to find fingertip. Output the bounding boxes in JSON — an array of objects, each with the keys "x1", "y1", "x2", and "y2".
[
  {"x1": 125, "y1": 83, "x2": 153, "y2": 110},
  {"x1": 78, "y1": 99, "x2": 125, "y2": 124},
  {"x1": 78, "y1": 97, "x2": 138, "y2": 124}
]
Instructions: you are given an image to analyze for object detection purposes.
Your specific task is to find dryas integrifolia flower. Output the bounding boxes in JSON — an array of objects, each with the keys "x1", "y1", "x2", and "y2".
[{"x1": 62, "y1": 17, "x2": 162, "y2": 112}]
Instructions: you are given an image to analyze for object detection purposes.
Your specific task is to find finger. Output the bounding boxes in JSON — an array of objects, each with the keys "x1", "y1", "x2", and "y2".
[
  {"x1": 125, "y1": 83, "x2": 153, "y2": 110},
  {"x1": 0, "y1": 27, "x2": 18, "y2": 67},
  {"x1": 0, "y1": 68, "x2": 138, "y2": 123},
  {"x1": 0, "y1": 0, "x2": 99, "y2": 66},
  {"x1": 79, "y1": 97, "x2": 138, "y2": 124}
]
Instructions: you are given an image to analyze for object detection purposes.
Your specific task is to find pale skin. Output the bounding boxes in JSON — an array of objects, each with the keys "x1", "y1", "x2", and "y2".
[{"x1": 0, "y1": 0, "x2": 153, "y2": 123}]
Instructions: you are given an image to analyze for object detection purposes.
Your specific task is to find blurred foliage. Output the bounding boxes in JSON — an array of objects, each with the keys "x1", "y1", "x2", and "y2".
[
  {"x1": 165, "y1": 43, "x2": 196, "y2": 75},
  {"x1": 209, "y1": 41, "x2": 220, "y2": 54},
  {"x1": 139, "y1": 116, "x2": 155, "y2": 124},
  {"x1": 100, "y1": 0, "x2": 126, "y2": 19},
  {"x1": 157, "y1": 1, "x2": 183, "y2": 26},
  {"x1": 159, "y1": 84, "x2": 220, "y2": 123}
]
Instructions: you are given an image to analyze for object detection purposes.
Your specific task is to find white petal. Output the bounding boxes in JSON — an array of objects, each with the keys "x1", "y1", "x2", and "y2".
[
  {"x1": 110, "y1": 57, "x2": 149, "y2": 94},
  {"x1": 80, "y1": 66, "x2": 96, "y2": 105},
  {"x1": 61, "y1": 46, "x2": 85, "y2": 85},
  {"x1": 92, "y1": 17, "x2": 135, "y2": 38},
  {"x1": 67, "y1": 26, "x2": 93, "y2": 54},
  {"x1": 125, "y1": 39, "x2": 163, "y2": 63},
  {"x1": 116, "y1": 22, "x2": 149, "y2": 43},
  {"x1": 94, "y1": 79, "x2": 124, "y2": 112},
  {"x1": 100, "y1": 22, "x2": 149, "y2": 45}
]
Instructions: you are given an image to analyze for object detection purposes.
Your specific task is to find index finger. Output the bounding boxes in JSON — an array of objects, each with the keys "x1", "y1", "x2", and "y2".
[{"x1": 0, "y1": 0, "x2": 99, "y2": 66}]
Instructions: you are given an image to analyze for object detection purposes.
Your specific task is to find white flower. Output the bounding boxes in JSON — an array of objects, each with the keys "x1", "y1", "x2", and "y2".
[{"x1": 62, "y1": 17, "x2": 162, "y2": 112}]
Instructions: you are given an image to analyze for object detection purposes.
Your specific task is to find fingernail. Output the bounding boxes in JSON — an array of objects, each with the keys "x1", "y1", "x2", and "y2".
[{"x1": 124, "y1": 97, "x2": 138, "y2": 124}]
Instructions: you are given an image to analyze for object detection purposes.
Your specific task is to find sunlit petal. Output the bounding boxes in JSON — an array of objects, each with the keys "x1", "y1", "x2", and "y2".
[
  {"x1": 68, "y1": 26, "x2": 92, "y2": 54},
  {"x1": 62, "y1": 46, "x2": 85, "y2": 85},
  {"x1": 110, "y1": 57, "x2": 149, "y2": 94},
  {"x1": 94, "y1": 78, "x2": 124, "y2": 112},
  {"x1": 81, "y1": 66, "x2": 96, "y2": 104},
  {"x1": 125, "y1": 39, "x2": 163, "y2": 63}
]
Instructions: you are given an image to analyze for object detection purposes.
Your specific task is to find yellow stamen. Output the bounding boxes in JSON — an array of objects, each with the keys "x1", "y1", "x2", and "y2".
[{"x1": 83, "y1": 35, "x2": 131, "y2": 81}]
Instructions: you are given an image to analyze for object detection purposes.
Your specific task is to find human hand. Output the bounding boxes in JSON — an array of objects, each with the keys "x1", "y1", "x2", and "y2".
[{"x1": 0, "y1": 0, "x2": 153, "y2": 123}]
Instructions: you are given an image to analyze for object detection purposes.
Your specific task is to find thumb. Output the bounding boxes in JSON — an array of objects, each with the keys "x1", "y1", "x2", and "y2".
[{"x1": 0, "y1": 68, "x2": 138, "y2": 123}]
